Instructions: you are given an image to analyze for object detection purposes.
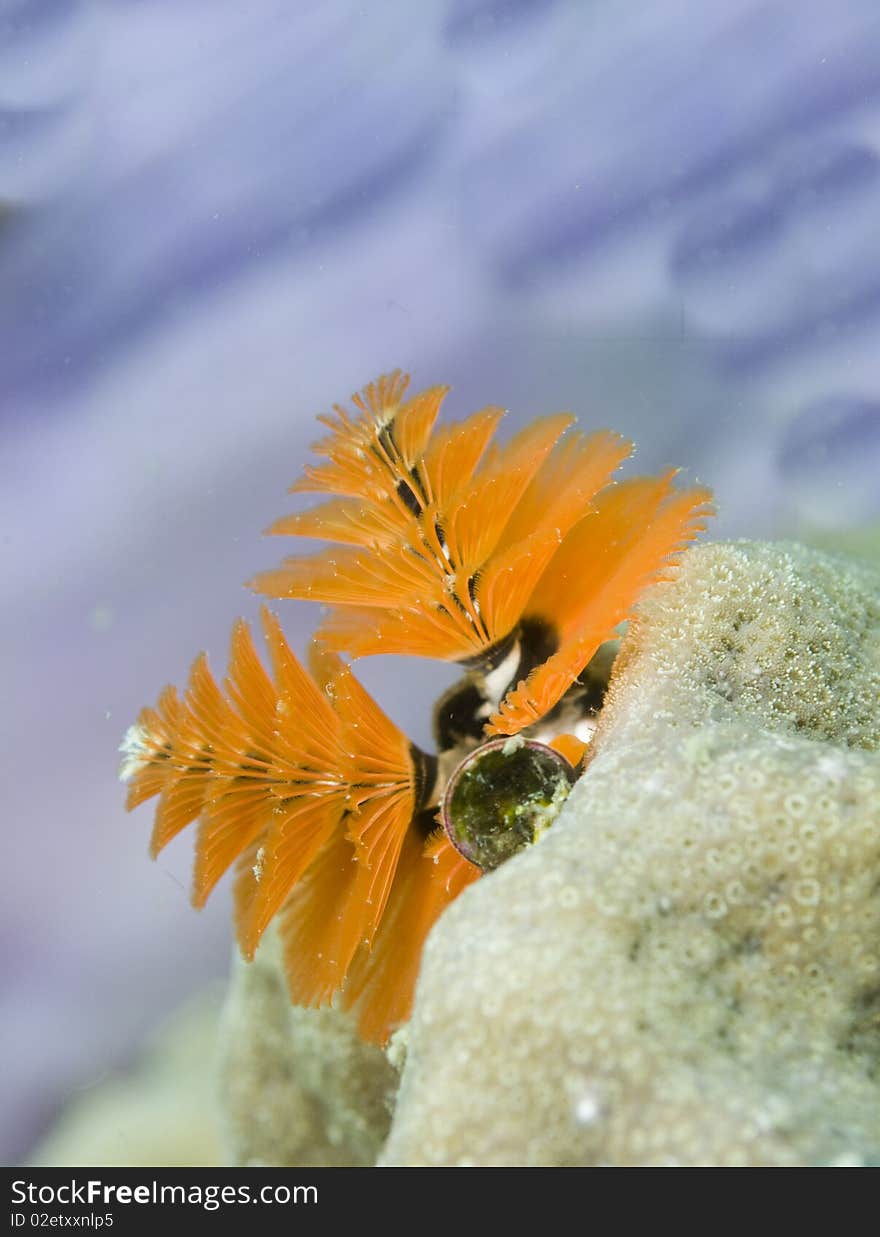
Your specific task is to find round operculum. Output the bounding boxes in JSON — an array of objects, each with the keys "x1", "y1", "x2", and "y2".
[{"x1": 441, "y1": 736, "x2": 580, "y2": 872}]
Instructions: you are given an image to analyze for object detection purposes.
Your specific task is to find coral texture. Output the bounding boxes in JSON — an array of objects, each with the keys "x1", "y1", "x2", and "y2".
[
  {"x1": 381, "y1": 541, "x2": 880, "y2": 1166},
  {"x1": 218, "y1": 927, "x2": 397, "y2": 1167},
  {"x1": 214, "y1": 541, "x2": 880, "y2": 1167}
]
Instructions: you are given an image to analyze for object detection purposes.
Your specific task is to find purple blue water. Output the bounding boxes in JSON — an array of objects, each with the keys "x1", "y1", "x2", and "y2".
[{"x1": 3, "y1": 0, "x2": 880, "y2": 1162}]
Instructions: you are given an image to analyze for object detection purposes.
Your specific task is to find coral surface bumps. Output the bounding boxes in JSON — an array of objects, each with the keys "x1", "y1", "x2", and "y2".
[
  {"x1": 219, "y1": 931, "x2": 395, "y2": 1167},
  {"x1": 223, "y1": 541, "x2": 880, "y2": 1167}
]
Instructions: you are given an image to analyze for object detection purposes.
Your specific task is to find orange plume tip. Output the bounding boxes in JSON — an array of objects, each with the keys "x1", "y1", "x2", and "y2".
[
  {"x1": 348, "y1": 368, "x2": 411, "y2": 420},
  {"x1": 546, "y1": 733, "x2": 590, "y2": 768}
]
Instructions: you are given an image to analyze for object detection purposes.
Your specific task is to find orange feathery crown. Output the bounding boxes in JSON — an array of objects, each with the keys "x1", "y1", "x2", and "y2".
[{"x1": 120, "y1": 371, "x2": 713, "y2": 1043}]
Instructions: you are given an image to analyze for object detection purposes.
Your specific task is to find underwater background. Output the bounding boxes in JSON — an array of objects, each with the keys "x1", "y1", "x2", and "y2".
[{"x1": 2, "y1": 0, "x2": 880, "y2": 1164}]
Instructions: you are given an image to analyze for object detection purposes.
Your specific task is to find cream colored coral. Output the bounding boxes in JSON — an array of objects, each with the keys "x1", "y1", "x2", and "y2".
[
  {"x1": 381, "y1": 541, "x2": 880, "y2": 1166},
  {"x1": 218, "y1": 926, "x2": 397, "y2": 1167}
]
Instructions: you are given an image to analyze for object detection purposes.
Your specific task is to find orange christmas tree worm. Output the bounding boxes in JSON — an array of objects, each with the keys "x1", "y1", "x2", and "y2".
[{"x1": 121, "y1": 371, "x2": 713, "y2": 1044}]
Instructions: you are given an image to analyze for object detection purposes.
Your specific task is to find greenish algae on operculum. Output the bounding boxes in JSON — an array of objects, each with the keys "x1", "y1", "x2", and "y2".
[{"x1": 447, "y1": 744, "x2": 574, "y2": 871}]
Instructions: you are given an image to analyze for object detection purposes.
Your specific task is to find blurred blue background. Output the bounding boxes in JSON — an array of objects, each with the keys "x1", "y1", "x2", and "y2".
[{"x1": 3, "y1": 0, "x2": 880, "y2": 1164}]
